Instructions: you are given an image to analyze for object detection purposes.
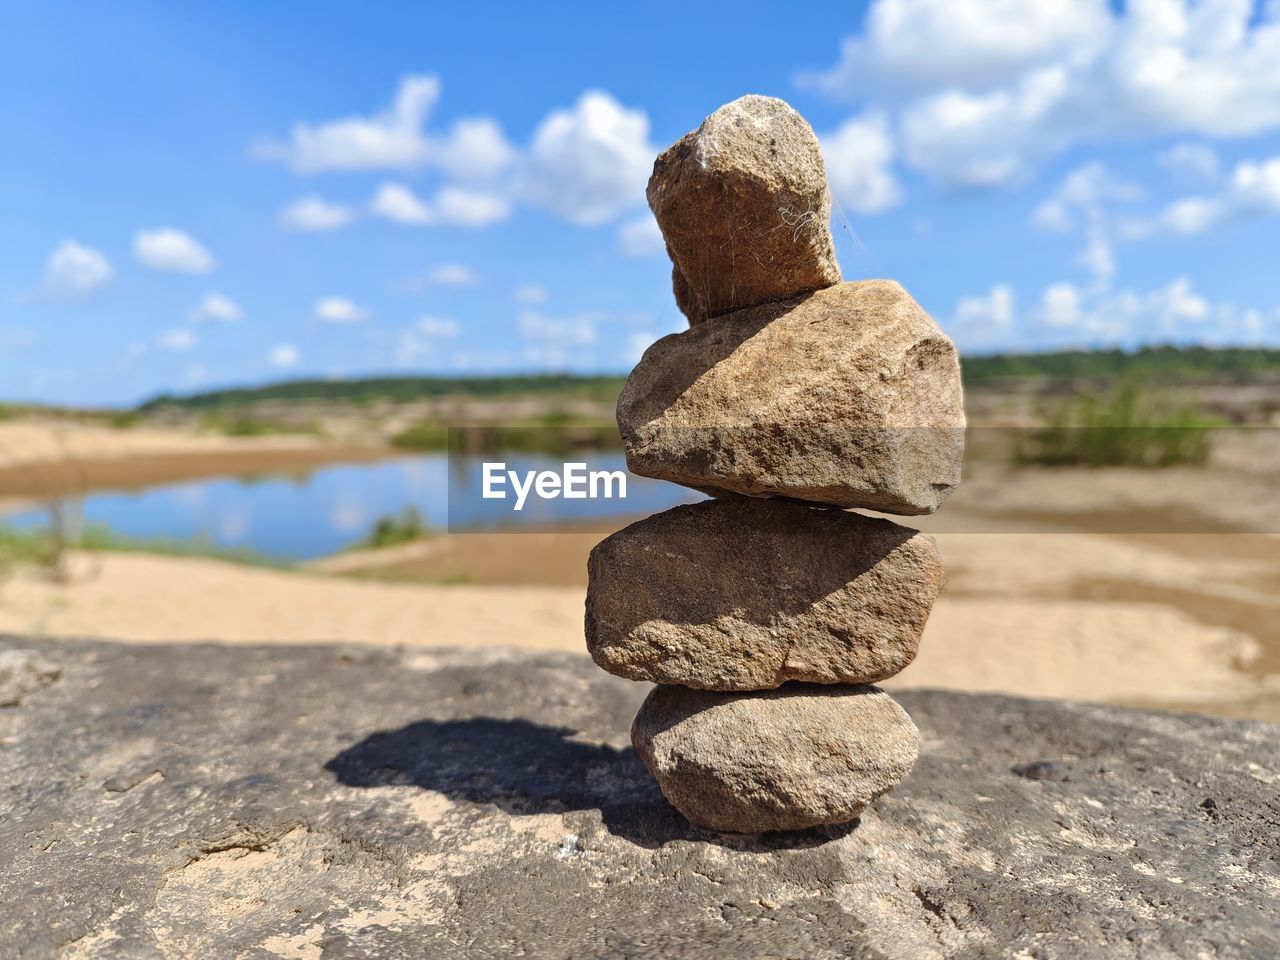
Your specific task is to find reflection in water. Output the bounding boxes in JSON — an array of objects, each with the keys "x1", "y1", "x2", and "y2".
[{"x1": 0, "y1": 454, "x2": 700, "y2": 561}]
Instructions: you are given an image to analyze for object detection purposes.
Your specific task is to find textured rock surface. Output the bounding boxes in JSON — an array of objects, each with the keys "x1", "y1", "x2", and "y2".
[
  {"x1": 586, "y1": 498, "x2": 942, "y2": 690},
  {"x1": 649, "y1": 95, "x2": 841, "y2": 323},
  {"x1": 2, "y1": 635, "x2": 1277, "y2": 959},
  {"x1": 0, "y1": 647, "x2": 59, "y2": 707},
  {"x1": 632, "y1": 684, "x2": 919, "y2": 832},
  {"x1": 619, "y1": 280, "x2": 967, "y2": 514}
]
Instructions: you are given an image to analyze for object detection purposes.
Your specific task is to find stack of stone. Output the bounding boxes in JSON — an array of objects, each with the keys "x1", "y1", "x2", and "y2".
[{"x1": 584, "y1": 96, "x2": 965, "y2": 833}]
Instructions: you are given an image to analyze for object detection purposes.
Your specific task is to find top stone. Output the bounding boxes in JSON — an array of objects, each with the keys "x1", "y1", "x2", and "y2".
[{"x1": 648, "y1": 95, "x2": 842, "y2": 324}]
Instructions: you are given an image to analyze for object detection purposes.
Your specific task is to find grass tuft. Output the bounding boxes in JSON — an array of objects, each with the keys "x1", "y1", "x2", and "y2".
[
  {"x1": 355, "y1": 506, "x2": 433, "y2": 549},
  {"x1": 1013, "y1": 386, "x2": 1223, "y2": 468},
  {"x1": 198, "y1": 412, "x2": 322, "y2": 438},
  {"x1": 391, "y1": 412, "x2": 620, "y2": 454},
  {"x1": 0, "y1": 521, "x2": 289, "y2": 572}
]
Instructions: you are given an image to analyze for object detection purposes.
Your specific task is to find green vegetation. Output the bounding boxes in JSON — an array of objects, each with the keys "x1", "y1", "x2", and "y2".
[
  {"x1": 0, "y1": 524, "x2": 65, "y2": 574},
  {"x1": 75, "y1": 525, "x2": 288, "y2": 565},
  {"x1": 0, "y1": 521, "x2": 288, "y2": 573},
  {"x1": 124, "y1": 348, "x2": 1280, "y2": 416},
  {"x1": 390, "y1": 420, "x2": 451, "y2": 451},
  {"x1": 197, "y1": 412, "x2": 322, "y2": 438},
  {"x1": 140, "y1": 374, "x2": 629, "y2": 412},
  {"x1": 355, "y1": 506, "x2": 432, "y2": 549},
  {"x1": 964, "y1": 345, "x2": 1280, "y2": 386},
  {"x1": 23, "y1": 344, "x2": 1280, "y2": 422},
  {"x1": 109, "y1": 410, "x2": 142, "y2": 429},
  {"x1": 1013, "y1": 386, "x2": 1224, "y2": 468},
  {"x1": 392, "y1": 411, "x2": 621, "y2": 454}
]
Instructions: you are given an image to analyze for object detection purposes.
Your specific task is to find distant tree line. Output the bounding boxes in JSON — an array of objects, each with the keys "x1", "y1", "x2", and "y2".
[
  {"x1": 137, "y1": 374, "x2": 629, "y2": 411},
  {"x1": 132, "y1": 345, "x2": 1280, "y2": 412},
  {"x1": 961, "y1": 345, "x2": 1280, "y2": 386}
]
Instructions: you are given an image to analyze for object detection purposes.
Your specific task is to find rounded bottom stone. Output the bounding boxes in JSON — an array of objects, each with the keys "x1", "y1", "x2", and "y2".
[{"x1": 631, "y1": 683, "x2": 919, "y2": 833}]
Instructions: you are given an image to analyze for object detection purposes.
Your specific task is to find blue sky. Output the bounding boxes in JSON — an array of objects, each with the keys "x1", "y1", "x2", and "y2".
[{"x1": 4, "y1": 0, "x2": 1280, "y2": 406}]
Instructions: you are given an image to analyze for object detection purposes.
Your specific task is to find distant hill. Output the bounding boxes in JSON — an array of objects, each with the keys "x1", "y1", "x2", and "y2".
[
  {"x1": 135, "y1": 346, "x2": 1280, "y2": 412},
  {"x1": 137, "y1": 374, "x2": 629, "y2": 411},
  {"x1": 962, "y1": 345, "x2": 1280, "y2": 385}
]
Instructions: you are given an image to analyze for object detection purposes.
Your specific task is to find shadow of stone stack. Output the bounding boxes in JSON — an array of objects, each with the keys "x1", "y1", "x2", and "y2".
[{"x1": 585, "y1": 95, "x2": 966, "y2": 834}]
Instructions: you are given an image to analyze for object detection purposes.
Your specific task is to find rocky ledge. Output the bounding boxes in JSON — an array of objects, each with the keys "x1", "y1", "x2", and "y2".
[{"x1": 1, "y1": 637, "x2": 1276, "y2": 959}]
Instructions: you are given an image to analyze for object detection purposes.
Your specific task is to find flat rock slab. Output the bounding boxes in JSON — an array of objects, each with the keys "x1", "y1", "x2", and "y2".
[{"x1": 1, "y1": 637, "x2": 1277, "y2": 959}]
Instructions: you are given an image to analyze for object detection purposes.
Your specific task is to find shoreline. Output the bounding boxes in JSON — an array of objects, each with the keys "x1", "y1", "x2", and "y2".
[{"x1": 0, "y1": 419, "x2": 402, "y2": 510}]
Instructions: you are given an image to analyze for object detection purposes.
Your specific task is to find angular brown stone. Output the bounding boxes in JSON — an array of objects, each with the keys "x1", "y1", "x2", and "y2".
[
  {"x1": 618, "y1": 280, "x2": 966, "y2": 514},
  {"x1": 632, "y1": 683, "x2": 919, "y2": 833},
  {"x1": 648, "y1": 95, "x2": 841, "y2": 324},
  {"x1": 585, "y1": 498, "x2": 941, "y2": 691}
]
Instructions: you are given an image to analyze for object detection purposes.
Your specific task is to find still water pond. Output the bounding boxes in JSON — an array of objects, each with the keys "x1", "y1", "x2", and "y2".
[{"x1": 1, "y1": 453, "x2": 702, "y2": 561}]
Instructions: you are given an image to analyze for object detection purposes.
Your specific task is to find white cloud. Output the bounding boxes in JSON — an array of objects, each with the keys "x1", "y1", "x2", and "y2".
[
  {"x1": 1031, "y1": 163, "x2": 1143, "y2": 289},
  {"x1": 434, "y1": 185, "x2": 511, "y2": 227},
  {"x1": 393, "y1": 333, "x2": 431, "y2": 368},
  {"x1": 808, "y1": 0, "x2": 1280, "y2": 188},
  {"x1": 1122, "y1": 155, "x2": 1280, "y2": 238},
  {"x1": 416, "y1": 315, "x2": 460, "y2": 337},
  {"x1": 1035, "y1": 282, "x2": 1087, "y2": 330},
  {"x1": 253, "y1": 74, "x2": 440, "y2": 172},
  {"x1": 616, "y1": 213, "x2": 665, "y2": 257},
  {"x1": 369, "y1": 182, "x2": 510, "y2": 228},
  {"x1": 952, "y1": 283, "x2": 1016, "y2": 343},
  {"x1": 1134, "y1": 195, "x2": 1224, "y2": 236},
  {"x1": 42, "y1": 239, "x2": 113, "y2": 298},
  {"x1": 821, "y1": 112, "x2": 904, "y2": 214},
  {"x1": 157, "y1": 328, "x2": 198, "y2": 351},
  {"x1": 1034, "y1": 278, "x2": 1215, "y2": 342},
  {"x1": 393, "y1": 314, "x2": 461, "y2": 367},
  {"x1": 898, "y1": 65, "x2": 1077, "y2": 187},
  {"x1": 369, "y1": 181, "x2": 436, "y2": 225},
  {"x1": 253, "y1": 75, "x2": 520, "y2": 185},
  {"x1": 398, "y1": 262, "x2": 480, "y2": 295},
  {"x1": 426, "y1": 263, "x2": 479, "y2": 286},
  {"x1": 957, "y1": 284, "x2": 1013, "y2": 330},
  {"x1": 1158, "y1": 142, "x2": 1221, "y2": 182},
  {"x1": 313, "y1": 296, "x2": 371, "y2": 324},
  {"x1": 807, "y1": 0, "x2": 1111, "y2": 97},
  {"x1": 949, "y1": 274, "x2": 1272, "y2": 351},
  {"x1": 134, "y1": 228, "x2": 215, "y2": 274},
  {"x1": 513, "y1": 284, "x2": 548, "y2": 304},
  {"x1": 518, "y1": 309, "x2": 598, "y2": 368},
  {"x1": 256, "y1": 80, "x2": 656, "y2": 230},
  {"x1": 188, "y1": 291, "x2": 243, "y2": 324},
  {"x1": 522, "y1": 91, "x2": 655, "y2": 225},
  {"x1": 269, "y1": 343, "x2": 299, "y2": 368},
  {"x1": 279, "y1": 196, "x2": 354, "y2": 232},
  {"x1": 1077, "y1": 229, "x2": 1115, "y2": 290},
  {"x1": 435, "y1": 117, "x2": 518, "y2": 183},
  {"x1": 1032, "y1": 163, "x2": 1142, "y2": 232}
]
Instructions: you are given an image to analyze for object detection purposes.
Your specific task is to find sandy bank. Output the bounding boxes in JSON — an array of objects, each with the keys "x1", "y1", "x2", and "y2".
[
  {"x1": 2, "y1": 544, "x2": 1274, "y2": 722},
  {"x1": 0, "y1": 420, "x2": 393, "y2": 505}
]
